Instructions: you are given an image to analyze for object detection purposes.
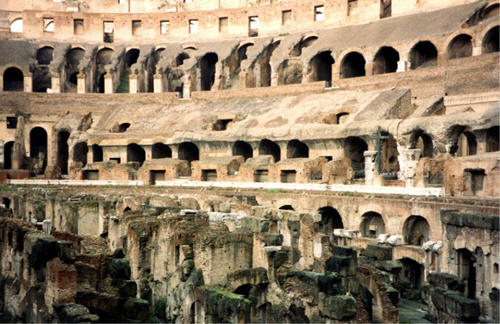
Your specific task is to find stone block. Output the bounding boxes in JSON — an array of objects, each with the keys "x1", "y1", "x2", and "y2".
[
  {"x1": 319, "y1": 295, "x2": 357, "y2": 320},
  {"x1": 118, "y1": 280, "x2": 137, "y2": 298},
  {"x1": 109, "y1": 259, "x2": 131, "y2": 280},
  {"x1": 427, "y1": 273, "x2": 465, "y2": 292},
  {"x1": 386, "y1": 235, "x2": 403, "y2": 246},
  {"x1": 122, "y1": 298, "x2": 150, "y2": 321},
  {"x1": 361, "y1": 244, "x2": 393, "y2": 261}
]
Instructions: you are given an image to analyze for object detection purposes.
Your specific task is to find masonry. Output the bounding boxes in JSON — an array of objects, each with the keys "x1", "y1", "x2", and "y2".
[{"x1": 0, "y1": 0, "x2": 499, "y2": 323}]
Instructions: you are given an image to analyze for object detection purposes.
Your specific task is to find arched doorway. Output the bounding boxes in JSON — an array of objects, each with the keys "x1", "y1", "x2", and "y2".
[
  {"x1": 259, "y1": 139, "x2": 280, "y2": 162},
  {"x1": 409, "y1": 41, "x2": 438, "y2": 69},
  {"x1": 410, "y1": 130, "x2": 433, "y2": 158},
  {"x1": 373, "y1": 46, "x2": 399, "y2": 74},
  {"x1": 403, "y1": 215, "x2": 430, "y2": 246},
  {"x1": 318, "y1": 206, "x2": 343, "y2": 234},
  {"x1": 92, "y1": 144, "x2": 103, "y2": 162},
  {"x1": 340, "y1": 52, "x2": 366, "y2": 78},
  {"x1": 486, "y1": 126, "x2": 499, "y2": 152},
  {"x1": 344, "y1": 136, "x2": 368, "y2": 178},
  {"x1": 447, "y1": 34, "x2": 473, "y2": 59},
  {"x1": 3, "y1": 67, "x2": 24, "y2": 91},
  {"x1": 3, "y1": 141, "x2": 14, "y2": 169},
  {"x1": 457, "y1": 249, "x2": 477, "y2": 299},
  {"x1": 126, "y1": 143, "x2": 145, "y2": 166},
  {"x1": 30, "y1": 127, "x2": 48, "y2": 173},
  {"x1": 200, "y1": 53, "x2": 218, "y2": 91},
  {"x1": 152, "y1": 143, "x2": 172, "y2": 159},
  {"x1": 57, "y1": 131, "x2": 70, "y2": 175},
  {"x1": 482, "y1": 26, "x2": 499, "y2": 54},
  {"x1": 65, "y1": 48, "x2": 85, "y2": 92},
  {"x1": 232, "y1": 141, "x2": 253, "y2": 161},
  {"x1": 94, "y1": 48, "x2": 113, "y2": 93},
  {"x1": 287, "y1": 140, "x2": 309, "y2": 158},
  {"x1": 360, "y1": 212, "x2": 385, "y2": 238},
  {"x1": 309, "y1": 51, "x2": 334, "y2": 84},
  {"x1": 73, "y1": 142, "x2": 88, "y2": 167}
]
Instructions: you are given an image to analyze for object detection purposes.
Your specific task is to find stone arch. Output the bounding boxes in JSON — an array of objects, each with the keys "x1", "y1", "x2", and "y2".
[
  {"x1": 287, "y1": 139, "x2": 309, "y2": 158},
  {"x1": 360, "y1": 211, "x2": 385, "y2": 238},
  {"x1": 290, "y1": 34, "x2": 318, "y2": 57},
  {"x1": 449, "y1": 125, "x2": 477, "y2": 156},
  {"x1": 482, "y1": 25, "x2": 499, "y2": 54},
  {"x1": 340, "y1": 52, "x2": 366, "y2": 78},
  {"x1": 57, "y1": 130, "x2": 70, "y2": 175},
  {"x1": 200, "y1": 52, "x2": 218, "y2": 91},
  {"x1": 409, "y1": 41, "x2": 438, "y2": 69},
  {"x1": 94, "y1": 47, "x2": 114, "y2": 93},
  {"x1": 127, "y1": 143, "x2": 145, "y2": 166},
  {"x1": 344, "y1": 136, "x2": 368, "y2": 176},
  {"x1": 373, "y1": 46, "x2": 399, "y2": 74},
  {"x1": 232, "y1": 141, "x2": 253, "y2": 161},
  {"x1": 30, "y1": 127, "x2": 48, "y2": 173},
  {"x1": 259, "y1": 139, "x2": 280, "y2": 162},
  {"x1": 10, "y1": 18, "x2": 22, "y2": 33},
  {"x1": 73, "y1": 142, "x2": 88, "y2": 168},
  {"x1": 410, "y1": 129, "x2": 434, "y2": 158},
  {"x1": 65, "y1": 47, "x2": 85, "y2": 92},
  {"x1": 92, "y1": 144, "x2": 103, "y2": 162},
  {"x1": 3, "y1": 67, "x2": 23, "y2": 91},
  {"x1": 33, "y1": 46, "x2": 54, "y2": 93},
  {"x1": 36, "y1": 46, "x2": 54, "y2": 65},
  {"x1": 308, "y1": 51, "x2": 334, "y2": 83},
  {"x1": 318, "y1": 206, "x2": 343, "y2": 234},
  {"x1": 486, "y1": 126, "x2": 499, "y2": 152},
  {"x1": 152, "y1": 143, "x2": 172, "y2": 159},
  {"x1": 403, "y1": 215, "x2": 430, "y2": 246},
  {"x1": 3, "y1": 141, "x2": 14, "y2": 169},
  {"x1": 447, "y1": 34, "x2": 473, "y2": 59},
  {"x1": 277, "y1": 59, "x2": 303, "y2": 85},
  {"x1": 399, "y1": 257, "x2": 424, "y2": 296},
  {"x1": 178, "y1": 141, "x2": 200, "y2": 174},
  {"x1": 118, "y1": 48, "x2": 140, "y2": 93},
  {"x1": 457, "y1": 248, "x2": 477, "y2": 299}
]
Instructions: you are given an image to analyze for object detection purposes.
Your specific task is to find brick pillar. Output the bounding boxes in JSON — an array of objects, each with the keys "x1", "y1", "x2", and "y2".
[
  {"x1": 182, "y1": 74, "x2": 190, "y2": 99},
  {"x1": 364, "y1": 151, "x2": 377, "y2": 186},
  {"x1": 104, "y1": 73, "x2": 113, "y2": 94},
  {"x1": 398, "y1": 148, "x2": 421, "y2": 187},
  {"x1": 153, "y1": 73, "x2": 162, "y2": 93},
  {"x1": 77, "y1": 73, "x2": 86, "y2": 93},
  {"x1": 51, "y1": 72, "x2": 61, "y2": 93},
  {"x1": 238, "y1": 69, "x2": 246, "y2": 89},
  {"x1": 24, "y1": 73, "x2": 32, "y2": 92},
  {"x1": 396, "y1": 60, "x2": 408, "y2": 72},
  {"x1": 365, "y1": 62, "x2": 373, "y2": 77},
  {"x1": 129, "y1": 73, "x2": 137, "y2": 94},
  {"x1": 331, "y1": 63, "x2": 340, "y2": 83}
]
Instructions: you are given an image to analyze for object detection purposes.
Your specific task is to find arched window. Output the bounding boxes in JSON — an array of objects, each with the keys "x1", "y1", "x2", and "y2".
[
  {"x1": 340, "y1": 52, "x2": 366, "y2": 78},
  {"x1": 309, "y1": 51, "x2": 335, "y2": 83},
  {"x1": 360, "y1": 212, "x2": 385, "y2": 238},
  {"x1": 30, "y1": 127, "x2": 48, "y2": 173},
  {"x1": 259, "y1": 139, "x2": 280, "y2": 162},
  {"x1": 232, "y1": 141, "x2": 253, "y2": 161},
  {"x1": 200, "y1": 53, "x2": 218, "y2": 91},
  {"x1": 10, "y1": 19, "x2": 23, "y2": 33},
  {"x1": 127, "y1": 144, "x2": 145, "y2": 166},
  {"x1": 482, "y1": 26, "x2": 499, "y2": 54},
  {"x1": 3, "y1": 67, "x2": 24, "y2": 91},
  {"x1": 486, "y1": 126, "x2": 499, "y2": 152},
  {"x1": 318, "y1": 207, "x2": 343, "y2": 234},
  {"x1": 152, "y1": 143, "x2": 172, "y2": 159},
  {"x1": 447, "y1": 34, "x2": 473, "y2": 59},
  {"x1": 409, "y1": 41, "x2": 438, "y2": 69},
  {"x1": 373, "y1": 46, "x2": 399, "y2": 74},
  {"x1": 287, "y1": 140, "x2": 309, "y2": 158},
  {"x1": 36, "y1": 47, "x2": 54, "y2": 65},
  {"x1": 403, "y1": 215, "x2": 430, "y2": 246}
]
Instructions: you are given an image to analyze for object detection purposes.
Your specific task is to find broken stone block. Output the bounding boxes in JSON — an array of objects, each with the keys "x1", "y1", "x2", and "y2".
[
  {"x1": 422, "y1": 240, "x2": 436, "y2": 251},
  {"x1": 361, "y1": 244, "x2": 393, "y2": 261},
  {"x1": 109, "y1": 259, "x2": 131, "y2": 280},
  {"x1": 386, "y1": 235, "x2": 403, "y2": 246},
  {"x1": 122, "y1": 298, "x2": 150, "y2": 322},
  {"x1": 118, "y1": 280, "x2": 137, "y2": 298},
  {"x1": 432, "y1": 241, "x2": 442, "y2": 253},
  {"x1": 56, "y1": 303, "x2": 100, "y2": 323},
  {"x1": 319, "y1": 295, "x2": 356, "y2": 320},
  {"x1": 427, "y1": 273, "x2": 465, "y2": 292},
  {"x1": 377, "y1": 233, "x2": 389, "y2": 243}
]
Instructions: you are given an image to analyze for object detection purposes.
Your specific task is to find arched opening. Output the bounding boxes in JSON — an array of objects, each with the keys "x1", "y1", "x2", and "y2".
[
  {"x1": 2, "y1": 198, "x2": 11, "y2": 210},
  {"x1": 94, "y1": 48, "x2": 113, "y2": 93},
  {"x1": 178, "y1": 142, "x2": 199, "y2": 162},
  {"x1": 10, "y1": 19, "x2": 22, "y2": 33},
  {"x1": 118, "y1": 123, "x2": 130, "y2": 132},
  {"x1": 336, "y1": 112, "x2": 349, "y2": 124},
  {"x1": 3, "y1": 67, "x2": 24, "y2": 91},
  {"x1": 340, "y1": 52, "x2": 366, "y2": 78},
  {"x1": 287, "y1": 140, "x2": 309, "y2": 158},
  {"x1": 73, "y1": 142, "x2": 88, "y2": 168},
  {"x1": 373, "y1": 46, "x2": 399, "y2": 74},
  {"x1": 484, "y1": 4, "x2": 500, "y2": 20},
  {"x1": 36, "y1": 47, "x2": 54, "y2": 65},
  {"x1": 450, "y1": 127, "x2": 477, "y2": 156},
  {"x1": 200, "y1": 52, "x2": 218, "y2": 91},
  {"x1": 234, "y1": 284, "x2": 253, "y2": 298},
  {"x1": 279, "y1": 205, "x2": 294, "y2": 210},
  {"x1": 318, "y1": 207, "x2": 343, "y2": 234},
  {"x1": 457, "y1": 249, "x2": 477, "y2": 299},
  {"x1": 152, "y1": 143, "x2": 172, "y2": 159},
  {"x1": 259, "y1": 139, "x2": 280, "y2": 162},
  {"x1": 30, "y1": 127, "x2": 48, "y2": 173},
  {"x1": 344, "y1": 137, "x2": 368, "y2": 177},
  {"x1": 447, "y1": 34, "x2": 473, "y2": 59},
  {"x1": 232, "y1": 141, "x2": 253, "y2": 161},
  {"x1": 57, "y1": 131, "x2": 70, "y2": 175},
  {"x1": 92, "y1": 144, "x2": 103, "y2": 162},
  {"x1": 399, "y1": 258, "x2": 424, "y2": 299},
  {"x1": 482, "y1": 26, "x2": 499, "y2": 54},
  {"x1": 309, "y1": 51, "x2": 334, "y2": 84},
  {"x1": 33, "y1": 47, "x2": 54, "y2": 93},
  {"x1": 410, "y1": 130, "x2": 433, "y2": 158},
  {"x1": 277, "y1": 59, "x2": 303, "y2": 85},
  {"x1": 380, "y1": 131, "x2": 400, "y2": 175},
  {"x1": 118, "y1": 49, "x2": 140, "y2": 93},
  {"x1": 360, "y1": 212, "x2": 385, "y2": 238},
  {"x1": 403, "y1": 215, "x2": 430, "y2": 246},
  {"x1": 409, "y1": 41, "x2": 438, "y2": 70},
  {"x1": 127, "y1": 144, "x2": 145, "y2": 166},
  {"x1": 65, "y1": 48, "x2": 84, "y2": 92},
  {"x1": 288, "y1": 305, "x2": 309, "y2": 323},
  {"x1": 3, "y1": 141, "x2": 14, "y2": 169},
  {"x1": 486, "y1": 126, "x2": 499, "y2": 152}
]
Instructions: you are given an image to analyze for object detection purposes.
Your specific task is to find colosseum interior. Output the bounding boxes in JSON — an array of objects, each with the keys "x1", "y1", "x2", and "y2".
[{"x1": 0, "y1": 0, "x2": 499, "y2": 323}]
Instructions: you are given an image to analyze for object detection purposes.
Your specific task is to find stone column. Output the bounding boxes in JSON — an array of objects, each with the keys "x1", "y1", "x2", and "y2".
[
  {"x1": 24, "y1": 73, "x2": 32, "y2": 92},
  {"x1": 51, "y1": 72, "x2": 61, "y2": 93},
  {"x1": 398, "y1": 148, "x2": 421, "y2": 187},
  {"x1": 153, "y1": 73, "x2": 162, "y2": 93},
  {"x1": 129, "y1": 73, "x2": 138, "y2": 94},
  {"x1": 104, "y1": 73, "x2": 113, "y2": 94},
  {"x1": 363, "y1": 150, "x2": 377, "y2": 185},
  {"x1": 270, "y1": 65, "x2": 279, "y2": 87},
  {"x1": 238, "y1": 69, "x2": 247, "y2": 89},
  {"x1": 12, "y1": 115, "x2": 26, "y2": 170},
  {"x1": 397, "y1": 60, "x2": 408, "y2": 72},
  {"x1": 212, "y1": 62, "x2": 222, "y2": 90},
  {"x1": 472, "y1": 46, "x2": 481, "y2": 56},
  {"x1": 182, "y1": 74, "x2": 191, "y2": 99},
  {"x1": 171, "y1": 144, "x2": 179, "y2": 159},
  {"x1": 77, "y1": 73, "x2": 86, "y2": 94},
  {"x1": 365, "y1": 62, "x2": 373, "y2": 77},
  {"x1": 331, "y1": 63, "x2": 340, "y2": 82}
]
